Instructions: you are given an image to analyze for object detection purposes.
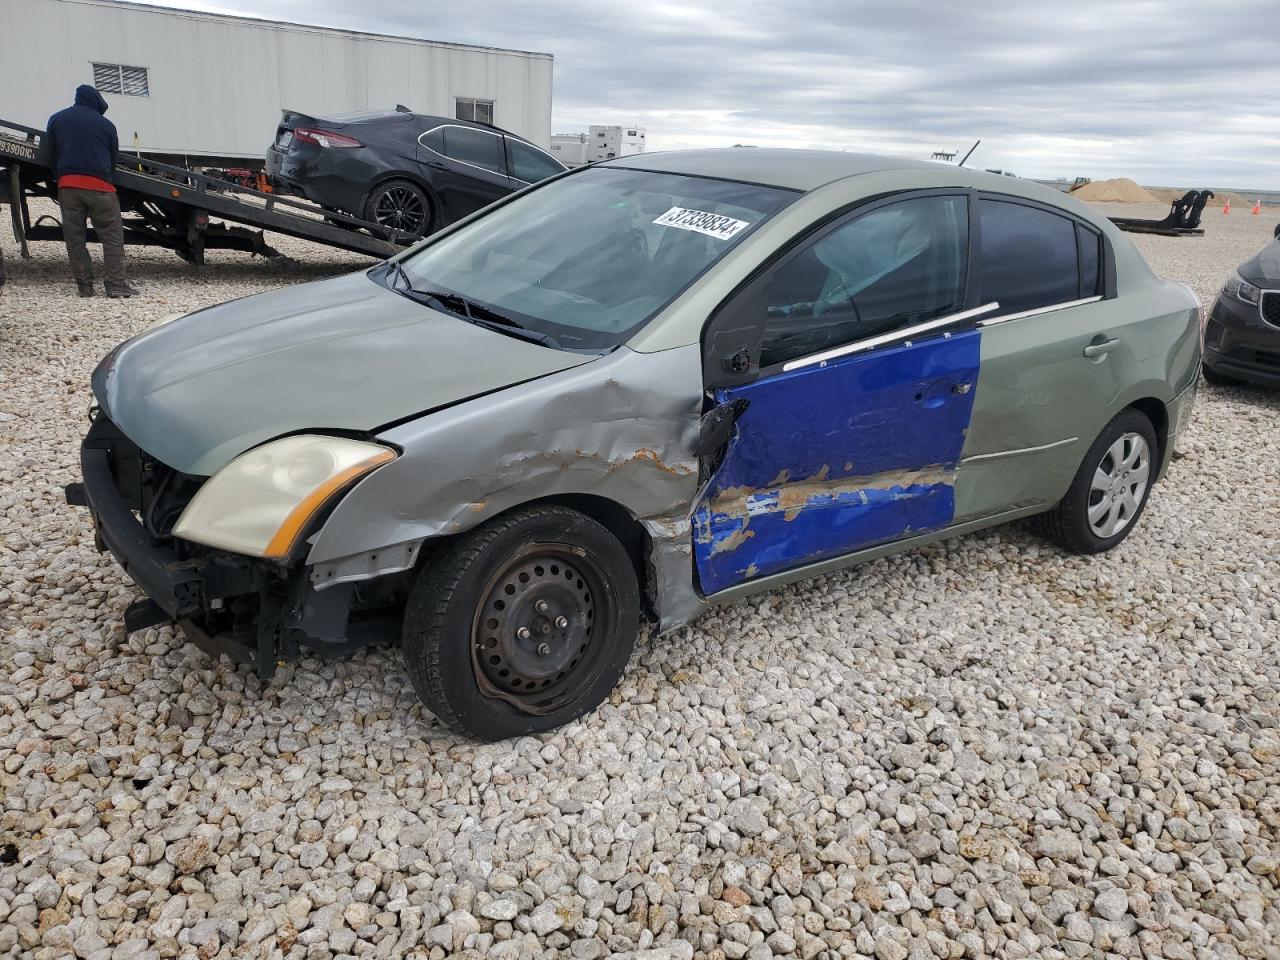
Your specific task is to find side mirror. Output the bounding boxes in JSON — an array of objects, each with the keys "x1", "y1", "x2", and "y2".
[{"x1": 702, "y1": 289, "x2": 766, "y2": 389}]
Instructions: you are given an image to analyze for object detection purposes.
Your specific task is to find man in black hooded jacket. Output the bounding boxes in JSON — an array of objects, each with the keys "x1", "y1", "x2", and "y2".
[{"x1": 45, "y1": 85, "x2": 137, "y2": 298}]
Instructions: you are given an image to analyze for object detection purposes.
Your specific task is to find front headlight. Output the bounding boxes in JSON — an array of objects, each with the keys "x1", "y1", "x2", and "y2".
[
  {"x1": 1223, "y1": 273, "x2": 1260, "y2": 305},
  {"x1": 172, "y1": 435, "x2": 396, "y2": 559}
]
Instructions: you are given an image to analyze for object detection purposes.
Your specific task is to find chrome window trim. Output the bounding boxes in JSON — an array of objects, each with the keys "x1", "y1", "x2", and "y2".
[
  {"x1": 960, "y1": 436, "x2": 1078, "y2": 464},
  {"x1": 977, "y1": 295, "x2": 1102, "y2": 327},
  {"x1": 781, "y1": 302, "x2": 1000, "y2": 372},
  {"x1": 417, "y1": 123, "x2": 507, "y2": 178}
]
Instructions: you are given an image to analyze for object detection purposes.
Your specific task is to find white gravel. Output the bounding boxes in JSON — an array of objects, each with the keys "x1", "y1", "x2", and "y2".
[{"x1": 1, "y1": 199, "x2": 1278, "y2": 960}]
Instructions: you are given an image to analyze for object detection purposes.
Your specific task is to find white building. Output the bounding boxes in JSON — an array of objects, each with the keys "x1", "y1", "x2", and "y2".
[
  {"x1": 0, "y1": 0, "x2": 555, "y2": 162},
  {"x1": 550, "y1": 133, "x2": 589, "y2": 168},
  {"x1": 588, "y1": 125, "x2": 646, "y2": 163}
]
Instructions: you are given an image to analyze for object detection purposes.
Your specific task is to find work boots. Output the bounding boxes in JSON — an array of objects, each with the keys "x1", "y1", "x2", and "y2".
[
  {"x1": 105, "y1": 281, "x2": 140, "y2": 299},
  {"x1": 77, "y1": 281, "x2": 95, "y2": 298}
]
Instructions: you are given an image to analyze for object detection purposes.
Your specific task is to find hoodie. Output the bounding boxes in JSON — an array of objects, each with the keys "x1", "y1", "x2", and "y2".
[{"x1": 45, "y1": 85, "x2": 119, "y2": 183}]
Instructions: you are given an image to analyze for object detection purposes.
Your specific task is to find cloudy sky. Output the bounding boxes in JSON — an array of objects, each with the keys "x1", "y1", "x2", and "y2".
[{"x1": 155, "y1": 0, "x2": 1278, "y2": 188}]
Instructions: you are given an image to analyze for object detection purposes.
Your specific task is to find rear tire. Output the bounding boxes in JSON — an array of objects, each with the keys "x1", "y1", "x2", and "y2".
[
  {"x1": 1035, "y1": 408, "x2": 1158, "y2": 555},
  {"x1": 364, "y1": 180, "x2": 432, "y2": 238},
  {"x1": 1202, "y1": 363, "x2": 1243, "y2": 387},
  {"x1": 401, "y1": 505, "x2": 640, "y2": 741}
]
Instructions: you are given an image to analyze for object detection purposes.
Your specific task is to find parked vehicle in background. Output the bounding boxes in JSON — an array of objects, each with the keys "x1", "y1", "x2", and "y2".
[
  {"x1": 265, "y1": 107, "x2": 566, "y2": 237},
  {"x1": 1203, "y1": 226, "x2": 1280, "y2": 387},
  {"x1": 69, "y1": 149, "x2": 1200, "y2": 741}
]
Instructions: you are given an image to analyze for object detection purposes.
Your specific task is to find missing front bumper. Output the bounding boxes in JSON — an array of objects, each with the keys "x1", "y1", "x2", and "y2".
[{"x1": 69, "y1": 418, "x2": 383, "y2": 680}]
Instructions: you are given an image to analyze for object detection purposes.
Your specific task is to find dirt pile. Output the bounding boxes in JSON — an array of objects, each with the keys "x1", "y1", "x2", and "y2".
[{"x1": 1070, "y1": 178, "x2": 1158, "y2": 203}]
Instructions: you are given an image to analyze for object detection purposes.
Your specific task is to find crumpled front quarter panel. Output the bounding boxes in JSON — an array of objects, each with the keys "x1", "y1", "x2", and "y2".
[{"x1": 307, "y1": 345, "x2": 706, "y2": 620}]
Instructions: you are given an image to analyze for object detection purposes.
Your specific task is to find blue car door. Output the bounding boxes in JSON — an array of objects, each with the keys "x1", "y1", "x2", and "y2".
[{"x1": 693, "y1": 192, "x2": 987, "y2": 595}]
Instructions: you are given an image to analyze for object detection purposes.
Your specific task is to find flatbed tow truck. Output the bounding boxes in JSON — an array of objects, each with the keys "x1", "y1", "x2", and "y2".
[{"x1": 1, "y1": 116, "x2": 417, "y2": 265}]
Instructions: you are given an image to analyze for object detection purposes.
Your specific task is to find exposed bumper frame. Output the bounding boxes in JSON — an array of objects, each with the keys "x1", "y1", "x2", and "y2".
[{"x1": 67, "y1": 420, "x2": 374, "y2": 679}]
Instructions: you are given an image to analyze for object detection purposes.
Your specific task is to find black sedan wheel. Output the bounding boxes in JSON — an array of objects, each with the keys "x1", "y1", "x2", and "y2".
[
  {"x1": 365, "y1": 180, "x2": 432, "y2": 237},
  {"x1": 402, "y1": 506, "x2": 640, "y2": 741}
]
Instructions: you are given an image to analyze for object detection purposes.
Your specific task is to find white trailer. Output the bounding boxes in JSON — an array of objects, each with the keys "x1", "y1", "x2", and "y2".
[{"x1": 0, "y1": 0, "x2": 554, "y2": 162}]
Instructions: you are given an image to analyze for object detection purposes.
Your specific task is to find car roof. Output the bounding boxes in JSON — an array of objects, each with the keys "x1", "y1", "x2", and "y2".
[
  {"x1": 606, "y1": 148, "x2": 946, "y2": 192},
  {"x1": 345, "y1": 109, "x2": 538, "y2": 147}
]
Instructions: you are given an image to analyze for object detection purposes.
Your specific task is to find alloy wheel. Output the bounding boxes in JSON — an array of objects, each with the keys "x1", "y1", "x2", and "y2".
[
  {"x1": 1087, "y1": 432, "x2": 1151, "y2": 538},
  {"x1": 373, "y1": 187, "x2": 427, "y2": 234}
]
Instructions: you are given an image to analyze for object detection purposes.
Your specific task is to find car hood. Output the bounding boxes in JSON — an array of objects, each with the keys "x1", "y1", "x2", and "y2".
[
  {"x1": 94, "y1": 271, "x2": 593, "y2": 476},
  {"x1": 1238, "y1": 238, "x2": 1280, "y2": 287}
]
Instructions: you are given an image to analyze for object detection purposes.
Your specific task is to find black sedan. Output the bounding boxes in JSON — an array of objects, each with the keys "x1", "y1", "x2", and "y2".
[
  {"x1": 265, "y1": 107, "x2": 566, "y2": 238},
  {"x1": 1203, "y1": 222, "x2": 1280, "y2": 387}
]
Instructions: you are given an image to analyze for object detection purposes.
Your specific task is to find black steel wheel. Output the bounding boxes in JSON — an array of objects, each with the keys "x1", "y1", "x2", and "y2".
[
  {"x1": 402, "y1": 506, "x2": 640, "y2": 741},
  {"x1": 472, "y1": 544, "x2": 613, "y2": 712},
  {"x1": 365, "y1": 180, "x2": 431, "y2": 237}
]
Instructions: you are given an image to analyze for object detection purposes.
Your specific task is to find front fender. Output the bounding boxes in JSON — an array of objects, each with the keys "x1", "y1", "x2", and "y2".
[{"x1": 307, "y1": 345, "x2": 704, "y2": 565}]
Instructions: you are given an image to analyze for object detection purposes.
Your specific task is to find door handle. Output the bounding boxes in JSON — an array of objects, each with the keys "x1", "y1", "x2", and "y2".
[
  {"x1": 426, "y1": 161, "x2": 446, "y2": 170},
  {"x1": 1083, "y1": 337, "x2": 1120, "y2": 359}
]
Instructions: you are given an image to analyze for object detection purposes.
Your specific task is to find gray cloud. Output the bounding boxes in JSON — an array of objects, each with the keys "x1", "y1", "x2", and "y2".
[{"x1": 162, "y1": 0, "x2": 1279, "y2": 187}]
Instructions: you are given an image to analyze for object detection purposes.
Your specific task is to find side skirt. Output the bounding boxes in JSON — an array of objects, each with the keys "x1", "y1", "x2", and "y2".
[{"x1": 704, "y1": 503, "x2": 1051, "y2": 605}]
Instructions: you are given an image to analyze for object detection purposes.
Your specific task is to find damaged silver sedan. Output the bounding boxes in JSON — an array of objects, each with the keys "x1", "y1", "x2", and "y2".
[{"x1": 68, "y1": 149, "x2": 1200, "y2": 740}]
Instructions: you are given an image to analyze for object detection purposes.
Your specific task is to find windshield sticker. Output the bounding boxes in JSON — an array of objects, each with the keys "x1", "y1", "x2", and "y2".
[{"x1": 652, "y1": 207, "x2": 751, "y2": 241}]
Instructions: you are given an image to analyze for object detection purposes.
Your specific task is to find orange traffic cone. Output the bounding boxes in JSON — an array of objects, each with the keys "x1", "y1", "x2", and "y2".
[
  {"x1": 1223, "y1": 199, "x2": 1231, "y2": 215},
  {"x1": 1252, "y1": 200, "x2": 1261, "y2": 215}
]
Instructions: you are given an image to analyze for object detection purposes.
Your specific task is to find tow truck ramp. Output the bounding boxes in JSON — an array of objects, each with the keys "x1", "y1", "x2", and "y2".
[{"x1": 1, "y1": 116, "x2": 418, "y2": 264}]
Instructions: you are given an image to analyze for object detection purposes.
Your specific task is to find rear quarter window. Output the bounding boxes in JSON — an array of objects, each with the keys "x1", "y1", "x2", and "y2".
[
  {"x1": 1077, "y1": 222, "x2": 1102, "y2": 297},
  {"x1": 978, "y1": 199, "x2": 1079, "y2": 315}
]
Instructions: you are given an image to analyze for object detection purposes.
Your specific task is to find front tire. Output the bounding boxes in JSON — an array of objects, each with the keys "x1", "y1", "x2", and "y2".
[
  {"x1": 1035, "y1": 409, "x2": 1158, "y2": 554},
  {"x1": 402, "y1": 506, "x2": 640, "y2": 741}
]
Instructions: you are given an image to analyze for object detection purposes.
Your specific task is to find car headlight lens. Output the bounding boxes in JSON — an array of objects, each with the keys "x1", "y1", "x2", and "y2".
[
  {"x1": 172, "y1": 435, "x2": 396, "y2": 559},
  {"x1": 1224, "y1": 273, "x2": 1260, "y2": 305}
]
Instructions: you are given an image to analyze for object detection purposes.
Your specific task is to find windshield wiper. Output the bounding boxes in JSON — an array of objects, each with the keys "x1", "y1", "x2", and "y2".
[
  {"x1": 385, "y1": 258, "x2": 415, "y2": 293},
  {"x1": 414, "y1": 288, "x2": 559, "y2": 348},
  {"x1": 383, "y1": 262, "x2": 558, "y2": 347}
]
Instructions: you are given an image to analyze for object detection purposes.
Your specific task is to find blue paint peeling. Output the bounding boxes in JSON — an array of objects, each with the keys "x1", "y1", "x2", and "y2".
[{"x1": 693, "y1": 329, "x2": 981, "y2": 595}]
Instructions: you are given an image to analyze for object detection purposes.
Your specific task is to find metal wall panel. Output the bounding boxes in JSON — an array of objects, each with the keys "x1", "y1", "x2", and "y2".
[{"x1": 0, "y1": 0, "x2": 554, "y2": 157}]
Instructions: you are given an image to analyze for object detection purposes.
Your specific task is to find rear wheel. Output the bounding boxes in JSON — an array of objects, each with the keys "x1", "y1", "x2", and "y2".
[
  {"x1": 1035, "y1": 409, "x2": 1158, "y2": 554},
  {"x1": 365, "y1": 180, "x2": 432, "y2": 237},
  {"x1": 401, "y1": 506, "x2": 640, "y2": 741}
]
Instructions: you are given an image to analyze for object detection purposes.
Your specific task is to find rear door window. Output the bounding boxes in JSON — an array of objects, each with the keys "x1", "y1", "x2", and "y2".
[
  {"x1": 760, "y1": 194, "x2": 969, "y2": 368},
  {"x1": 507, "y1": 139, "x2": 564, "y2": 183},
  {"x1": 443, "y1": 127, "x2": 505, "y2": 174},
  {"x1": 978, "y1": 199, "x2": 1079, "y2": 315}
]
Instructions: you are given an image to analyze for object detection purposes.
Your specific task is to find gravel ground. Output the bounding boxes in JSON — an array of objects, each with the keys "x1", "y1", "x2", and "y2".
[{"x1": 1, "y1": 199, "x2": 1277, "y2": 960}]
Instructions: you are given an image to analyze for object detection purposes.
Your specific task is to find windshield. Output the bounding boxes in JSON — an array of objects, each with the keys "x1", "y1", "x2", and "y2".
[{"x1": 397, "y1": 167, "x2": 795, "y2": 350}]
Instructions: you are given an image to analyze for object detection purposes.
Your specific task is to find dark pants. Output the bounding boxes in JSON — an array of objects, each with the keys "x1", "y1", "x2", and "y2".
[{"x1": 60, "y1": 188, "x2": 126, "y2": 286}]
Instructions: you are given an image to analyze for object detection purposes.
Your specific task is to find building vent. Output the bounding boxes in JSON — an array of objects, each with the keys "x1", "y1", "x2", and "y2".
[{"x1": 92, "y1": 62, "x2": 150, "y2": 97}]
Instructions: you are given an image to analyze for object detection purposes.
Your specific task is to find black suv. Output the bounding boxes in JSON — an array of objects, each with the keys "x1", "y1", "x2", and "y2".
[
  {"x1": 1203, "y1": 223, "x2": 1280, "y2": 388},
  {"x1": 265, "y1": 107, "x2": 566, "y2": 237}
]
